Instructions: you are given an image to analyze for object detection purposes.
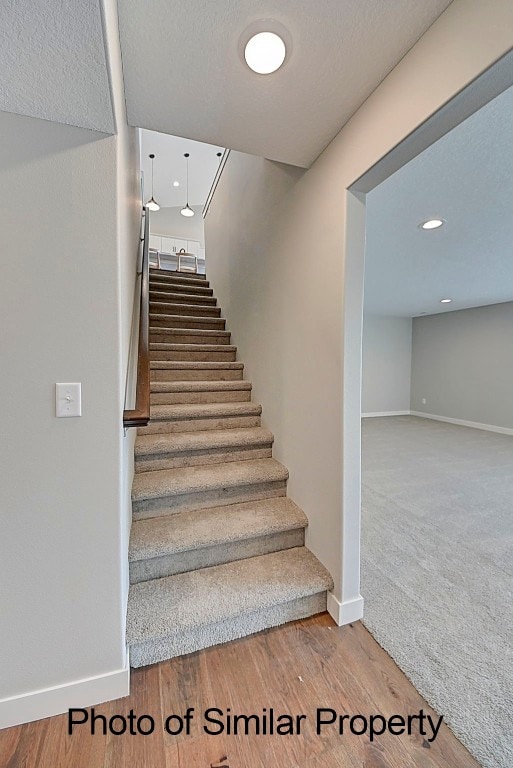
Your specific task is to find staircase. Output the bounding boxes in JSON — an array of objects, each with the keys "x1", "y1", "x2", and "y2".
[{"x1": 126, "y1": 268, "x2": 333, "y2": 667}]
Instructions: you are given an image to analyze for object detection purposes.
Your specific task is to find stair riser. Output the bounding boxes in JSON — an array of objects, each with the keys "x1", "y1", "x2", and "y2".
[
  {"x1": 149, "y1": 274, "x2": 209, "y2": 287},
  {"x1": 129, "y1": 591, "x2": 326, "y2": 666},
  {"x1": 150, "y1": 390, "x2": 251, "y2": 405},
  {"x1": 150, "y1": 349, "x2": 236, "y2": 362},
  {"x1": 135, "y1": 444, "x2": 272, "y2": 472},
  {"x1": 132, "y1": 480, "x2": 287, "y2": 520},
  {"x1": 149, "y1": 316, "x2": 226, "y2": 330},
  {"x1": 150, "y1": 288, "x2": 217, "y2": 307},
  {"x1": 150, "y1": 368, "x2": 244, "y2": 382},
  {"x1": 150, "y1": 297, "x2": 219, "y2": 311},
  {"x1": 138, "y1": 414, "x2": 261, "y2": 435},
  {"x1": 150, "y1": 331, "x2": 231, "y2": 345},
  {"x1": 130, "y1": 528, "x2": 305, "y2": 584}
]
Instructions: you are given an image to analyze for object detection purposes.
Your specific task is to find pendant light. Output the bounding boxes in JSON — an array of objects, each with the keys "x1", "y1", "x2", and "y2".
[
  {"x1": 146, "y1": 154, "x2": 160, "y2": 211},
  {"x1": 180, "y1": 153, "x2": 195, "y2": 217}
]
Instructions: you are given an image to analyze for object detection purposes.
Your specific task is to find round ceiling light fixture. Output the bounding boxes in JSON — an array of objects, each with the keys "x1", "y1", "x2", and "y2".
[
  {"x1": 244, "y1": 31, "x2": 286, "y2": 74},
  {"x1": 440, "y1": 298, "x2": 453, "y2": 304},
  {"x1": 173, "y1": 181, "x2": 180, "y2": 187},
  {"x1": 420, "y1": 218, "x2": 444, "y2": 230}
]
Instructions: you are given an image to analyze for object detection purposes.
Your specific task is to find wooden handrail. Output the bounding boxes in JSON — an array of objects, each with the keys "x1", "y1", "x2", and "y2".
[{"x1": 123, "y1": 208, "x2": 150, "y2": 428}]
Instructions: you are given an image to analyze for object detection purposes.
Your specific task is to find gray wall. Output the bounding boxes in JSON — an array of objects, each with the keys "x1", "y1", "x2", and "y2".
[
  {"x1": 203, "y1": 0, "x2": 513, "y2": 618},
  {"x1": 411, "y1": 302, "x2": 513, "y2": 429},
  {"x1": 362, "y1": 314, "x2": 412, "y2": 414}
]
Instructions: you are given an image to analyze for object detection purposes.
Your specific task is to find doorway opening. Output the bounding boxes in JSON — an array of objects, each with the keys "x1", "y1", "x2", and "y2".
[{"x1": 346, "y1": 52, "x2": 513, "y2": 768}]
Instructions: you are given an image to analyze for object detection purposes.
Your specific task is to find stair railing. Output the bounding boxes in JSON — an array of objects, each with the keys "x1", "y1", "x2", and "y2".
[
  {"x1": 202, "y1": 149, "x2": 230, "y2": 219},
  {"x1": 123, "y1": 207, "x2": 151, "y2": 428}
]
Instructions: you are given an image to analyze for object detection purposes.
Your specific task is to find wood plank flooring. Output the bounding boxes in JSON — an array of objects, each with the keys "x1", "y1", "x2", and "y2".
[{"x1": 0, "y1": 615, "x2": 479, "y2": 768}]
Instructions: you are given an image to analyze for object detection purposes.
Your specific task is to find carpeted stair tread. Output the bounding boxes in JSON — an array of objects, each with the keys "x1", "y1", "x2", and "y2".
[
  {"x1": 150, "y1": 291, "x2": 217, "y2": 305},
  {"x1": 135, "y1": 427, "x2": 273, "y2": 459},
  {"x1": 149, "y1": 328, "x2": 231, "y2": 341},
  {"x1": 129, "y1": 497, "x2": 307, "y2": 562},
  {"x1": 150, "y1": 342, "x2": 236, "y2": 353},
  {"x1": 150, "y1": 361, "x2": 243, "y2": 370},
  {"x1": 150, "y1": 267, "x2": 206, "y2": 277},
  {"x1": 150, "y1": 272, "x2": 208, "y2": 287},
  {"x1": 150, "y1": 300, "x2": 221, "y2": 317},
  {"x1": 151, "y1": 380, "x2": 251, "y2": 393},
  {"x1": 150, "y1": 281, "x2": 211, "y2": 294},
  {"x1": 150, "y1": 282, "x2": 213, "y2": 296},
  {"x1": 132, "y1": 457, "x2": 288, "y2": 502},
  {"x1": 150, "y1": 268, "x2": 207, "y2": 277},
  {"x1": 127, "y1": 546, "x2": 333, "y2": 644},
  {"x1": 149, "y1": 315, "x2": 225, "y2": 327},
  {"x1": 148, "y1": 402, "x2": 261, "y2": 421}
]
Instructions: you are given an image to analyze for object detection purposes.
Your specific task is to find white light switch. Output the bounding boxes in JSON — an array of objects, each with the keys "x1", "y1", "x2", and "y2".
[{"x1": 56, "y1": 383, "x2": 82, "y2": 418}]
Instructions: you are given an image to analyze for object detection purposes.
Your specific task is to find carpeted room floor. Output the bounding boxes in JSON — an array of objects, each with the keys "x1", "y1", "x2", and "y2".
[{"x1": 361, "y1": 416, "x2": 513, "y2": 768}]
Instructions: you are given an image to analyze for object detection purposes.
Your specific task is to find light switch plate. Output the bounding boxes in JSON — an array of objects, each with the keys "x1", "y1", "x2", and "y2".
[{"x1": 56, "y1": 383, "x2": 82, "y2": 418}]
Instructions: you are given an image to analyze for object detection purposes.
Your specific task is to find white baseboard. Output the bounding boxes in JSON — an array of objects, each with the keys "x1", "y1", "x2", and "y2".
[
  {"x1": 327, "y1": 593, "x2": 364, "y2": 626},
  {"x1": 0, "y1": 662, "x2": 130, "y2": 730},
  {"x1": 410, "y1": 411, "x2": 513, "y2": 436},
  {"x1": 361, "y1": 410, "x2": 411, "y2": 418}
]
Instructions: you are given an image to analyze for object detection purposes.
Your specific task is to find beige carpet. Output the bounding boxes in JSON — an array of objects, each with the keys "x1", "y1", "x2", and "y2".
[{"x1": 361, "y1": 416, "x2": 513, "y2": 768}]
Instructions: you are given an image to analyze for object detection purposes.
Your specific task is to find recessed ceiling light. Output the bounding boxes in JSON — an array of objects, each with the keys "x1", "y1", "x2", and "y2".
[
  {"x1": 173, "y1": 181, "x2": 180, "y2": 187},
  {"x1": 244, "y1": 32, "x2": 286, "y2": 74},
  {"x1": 420, "y1": 218, "x2": 444, "y2": 230},
  {"x1": 440, "y1": 298, "x2": 452, "y2": 304}
]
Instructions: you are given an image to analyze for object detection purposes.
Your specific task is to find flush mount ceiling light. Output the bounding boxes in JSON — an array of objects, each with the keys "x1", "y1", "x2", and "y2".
[
  {"x1": 420, "y1": 218, "x2": 444, "y2": 230},
  {"x1": 145, "y1": 154, "x2": 160, "y2": 211},
  {"x1": 180, "y1": 153, "x2": 195, "y2": 217},
  {"x1": 440, "y1": 298, "x2": 453, "y2": 304},
  {"x1": 244, "y1": 31, "x2": 286, "y2": 74},
  {"x1": 173, "y1": 181, "x2": 180, "y2": 187}
]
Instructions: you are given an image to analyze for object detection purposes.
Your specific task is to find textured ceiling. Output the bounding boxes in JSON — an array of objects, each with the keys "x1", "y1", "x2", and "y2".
[
  {"x1": 364, "y1": 83, "x2": 513, "y2": 318},
  {"x1": 141, "y1": 130, "x2": 223, "y2": 207},
  {"x1": 118, "y1": 0, "x2": 452, "y2": 168},
  {"x1": 0, "y1": 0, "x2": 114, "y2": 133}
]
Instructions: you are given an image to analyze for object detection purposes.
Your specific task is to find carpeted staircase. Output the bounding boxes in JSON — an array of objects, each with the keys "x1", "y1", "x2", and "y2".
[{"x1": 126, "y1": 268, "x2": 333, "y2": 667}]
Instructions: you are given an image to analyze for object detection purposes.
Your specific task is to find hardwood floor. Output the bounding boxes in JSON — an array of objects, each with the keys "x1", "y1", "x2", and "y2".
[{"x1": 0, "y1": 615, "x2": 479, "y2": 768}]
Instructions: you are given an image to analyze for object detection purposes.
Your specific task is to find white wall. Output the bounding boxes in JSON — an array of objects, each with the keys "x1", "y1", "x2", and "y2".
[
  {"x1": 362, "y1": 315, "x2": 412, "y2": 415},
  {"x1": 0, "y1": 0, "x2": 141, "y2": 727},
  {"x1": 204, "y1": 0, "x2": 513, "y2": 625},
  {"x1": 0, "y1": 112, "x2": 125, "y2": 722},
  {"x1": 150, "y1": 206, "x2": 205, "y2": 246},
  {"x1": 411, "y1": 302, "x2": 513, "y2": 430}
]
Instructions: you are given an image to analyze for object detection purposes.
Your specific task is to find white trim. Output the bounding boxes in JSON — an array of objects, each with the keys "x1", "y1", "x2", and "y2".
[
  {"x1": 410, "y1": 411, "x2": 513, "y2": 436},
  {"x1": 361, "y1": 410, "x2": 411, "y2": 418},
  {"x1": 327, "y1": 593, "x2": 364, "y2": 626},
  {"x1": 0, "y1": 662, "x2": 130, "y2": 730}
]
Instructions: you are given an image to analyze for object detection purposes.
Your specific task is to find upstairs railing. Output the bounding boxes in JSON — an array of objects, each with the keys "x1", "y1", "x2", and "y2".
[
  {"x1": 123, "y1": 207, "x2": 150, "y2": 428},
  {"x1": 203, "y1": 149, "x2": 230, "y2": 219}
]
